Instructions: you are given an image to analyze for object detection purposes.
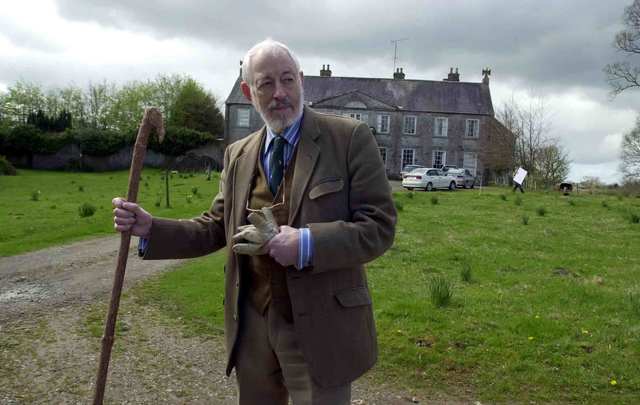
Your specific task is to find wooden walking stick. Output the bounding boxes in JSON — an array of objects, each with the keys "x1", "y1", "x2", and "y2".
[{"x1": 93, "y1": 108, "x2": 164, "y2": 405}]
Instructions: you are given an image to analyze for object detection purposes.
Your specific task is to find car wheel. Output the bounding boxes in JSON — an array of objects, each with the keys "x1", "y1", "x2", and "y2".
[
  {"x1": 449, "y1": 181, "x2": 456, "y2": 191},
  {"x1": 426, "y1": 182, "x2": 433, "y2": 192},
  {"x1": 470, "y1": 182, "x2": 475, "y2": 189},
  {"x1": 463, "y1": 183, "x2": 468, "y2": 189}
]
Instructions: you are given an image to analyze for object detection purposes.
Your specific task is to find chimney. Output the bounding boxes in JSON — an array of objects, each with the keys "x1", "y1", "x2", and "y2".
[
  {"x1": 443, "y1": 67, "x2": 460, "y2": 82},
  {"x1": 320, "y1": 64, "x2": 332, "y2": 77},
  {"x1": 482, "y1": 67, "x2": 491, "y2": 85},
  {"x1": 393, "y1": 67, "x2": 405, "y2": 80}
]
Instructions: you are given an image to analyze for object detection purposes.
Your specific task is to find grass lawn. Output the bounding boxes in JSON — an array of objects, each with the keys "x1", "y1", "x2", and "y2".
[
  {"x1": 0, "y1": 169, "x2": 220, "y2": 256},
  {"x1": 3, "y1": 170, "x2": 640, "y2": 402}
]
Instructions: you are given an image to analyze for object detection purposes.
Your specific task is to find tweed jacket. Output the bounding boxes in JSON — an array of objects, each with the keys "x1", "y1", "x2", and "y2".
[{"x1": 142, "y1": 106, "x2": 397, "y2": 387}]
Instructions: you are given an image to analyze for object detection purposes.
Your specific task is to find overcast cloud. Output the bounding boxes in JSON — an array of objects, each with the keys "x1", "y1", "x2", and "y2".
[{"x1": 2, "y1": 0, "x2": 639, "y2": 183}]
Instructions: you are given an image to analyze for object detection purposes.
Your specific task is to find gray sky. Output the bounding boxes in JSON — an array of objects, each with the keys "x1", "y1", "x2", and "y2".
[{"x1": 2, "y1": 0, "x2": 638, "y2": 183}]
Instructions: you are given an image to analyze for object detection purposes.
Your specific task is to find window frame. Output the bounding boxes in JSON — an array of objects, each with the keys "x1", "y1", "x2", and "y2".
[
  {"x1": 236, "y1": 108, "x2": 251, "y2": 128},
  {"x1": 466, "y1": 119, "x2": 480, "y2": 138},
  {"x1": 377, "y1": 114, "x2": 390, "y2": 134},
  {"x1": 432, "y1": 149, "x2": 447, "y2": 168},
  {"x1": 403, "y1": 115, "x2": 417, "y2": 135},
  {"x1": 401, "y1": 148, "x2": 415, "y2": 168},
  {"x1": 434, "y1": 117, "x2": 448, "y2": 137}
]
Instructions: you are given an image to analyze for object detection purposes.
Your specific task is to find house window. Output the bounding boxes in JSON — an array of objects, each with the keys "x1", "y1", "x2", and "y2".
[
  {"x1": 401, "y1": 148, "x2": 415, "y2": 168},
  {"x1": 379, "y1": 147, "x2": 387, "y2": 167},
  {"x1": 466, "y1": 119, "x2": 480, "y2": 137},
  {"x1": 237, "y1": 108, "x2": 250, "y2": 128},
  {"x1": 403, "y1": 115, "x2": 417, "y2": 134},
  {"x1": 346, "y1": 112, "x2": 368, "y2": 123},
  {"x1": 463, "y1": 152, "x2": 477, "y2": 176},
  {"x1": 432, "y1": 150, "x2": 446, "y2": 168},
  {"x1": 434, "y1": 117, "x2": 448, "y2": 137},
  {"x1": 377, "y1": 114, "x2": 390, "y2": 134}
]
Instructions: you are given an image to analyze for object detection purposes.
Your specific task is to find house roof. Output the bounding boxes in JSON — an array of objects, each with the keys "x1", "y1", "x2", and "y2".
[{"x1": 226, "y1": 75, "x2": 494, "y2": 116}]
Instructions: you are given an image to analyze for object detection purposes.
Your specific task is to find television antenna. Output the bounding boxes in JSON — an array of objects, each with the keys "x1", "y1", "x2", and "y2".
[{"x1": 391, "y1": 38, "x2": 409, "y2": 71}]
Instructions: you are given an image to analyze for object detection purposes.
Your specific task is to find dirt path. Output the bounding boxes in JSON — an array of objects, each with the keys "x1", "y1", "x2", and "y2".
[{"x1": 0, "y1": 236, "x2": 465, "y2": 404}]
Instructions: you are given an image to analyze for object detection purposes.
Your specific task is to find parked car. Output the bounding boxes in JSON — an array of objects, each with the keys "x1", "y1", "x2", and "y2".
[
  {"x1": 400, "y1": 164, "x2": 425, "y2": 178},
  {"x1": 402, "y1": 168, "x2": 458, "y2": 191},
  {"x1": 445, "y1": 168, "x2": 476, "y2": 188}
]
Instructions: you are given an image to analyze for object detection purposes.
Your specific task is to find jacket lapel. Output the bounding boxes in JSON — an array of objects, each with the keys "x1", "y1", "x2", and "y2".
[
  {"x1": 289, "y1": 106, "x2": 320, "y2": 225},
  {"x1": 232, "y1": 128, "x2": 264, "y2": 230}
]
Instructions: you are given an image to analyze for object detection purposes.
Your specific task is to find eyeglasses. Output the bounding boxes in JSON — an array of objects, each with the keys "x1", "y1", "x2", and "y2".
[{"x1": 245, "y1": 171, "x2": 287, "y2": 214}]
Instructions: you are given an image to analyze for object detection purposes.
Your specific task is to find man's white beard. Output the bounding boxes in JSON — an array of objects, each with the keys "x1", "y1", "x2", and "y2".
[{"x1": 254, "y1": 94, "x2": 304, "y2": 134}]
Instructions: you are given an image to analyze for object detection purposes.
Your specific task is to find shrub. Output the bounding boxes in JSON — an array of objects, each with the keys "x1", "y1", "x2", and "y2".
[
  {"x1": 522, "y1": 215, "x2": 529, "y2": 225},
  {"x1": 431, "y1": 196, "x2": 439, "y2": 205},
  {"x1": 4, "y1": 125, "x2": 42, "y2": 155},
  {"x1": 460, "y1": 263, "x2": 472, "y2": 283},
  {"x1": 536, "y1": 207, "x2": 547, "y2": 216},
  {"x1": 0, "y1": 155, "x2": 17, "y2": 175},
  {"x1": 72, "y1": 128, "x2": 131, "y2": 156},
  {"x1": 429, "y1": 275, "x2": 453, "y2": 308},
  {"x1": 31, "y1": 190, "x2": 41, "y2": 201},
  {"x1": 514, "y1": 195, "x2": 523, "y2": 206},
  {"x1": 148, "y1": 126, "x2": 214, "y2": 156},
  {"x1": 500, "y1": 194, "x2": 507, "y2": 201},
  {"x1": 78, "y1": 202, "x2": 97, "y2": 217}
]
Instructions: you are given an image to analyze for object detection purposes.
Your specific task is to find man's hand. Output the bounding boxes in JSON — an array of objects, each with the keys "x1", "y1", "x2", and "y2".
[
  {"x1": 112, "y1": 197, "x2": 152, "y2": 238},
  {"x1": 267, "y1": 225, "x2": 299, "y2": 267},
  {"x1": 232, "y1": 207, "x2": 280, "y2": 255}
]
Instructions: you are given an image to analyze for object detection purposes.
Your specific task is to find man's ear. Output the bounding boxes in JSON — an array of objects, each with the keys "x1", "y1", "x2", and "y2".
[
  {"x1": 240, "y1": 82, "x2": 252, "y2": 102},
  {"x1": 299, "y1": 71, "x2": 304, "y2": 85}
]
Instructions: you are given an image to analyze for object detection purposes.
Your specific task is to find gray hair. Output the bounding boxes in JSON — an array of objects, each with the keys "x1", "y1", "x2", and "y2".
[{"x1": 241, "y1": 38, "x2": 302, "y2": 85}]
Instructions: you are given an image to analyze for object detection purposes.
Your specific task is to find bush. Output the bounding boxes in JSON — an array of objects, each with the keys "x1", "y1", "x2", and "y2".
[
  {"x1": 72, "y1": 128, "x2": 131, "y2": 156},
  {"x1": 4, "y1": 125, "x2": 42, "y2": 155},
  {"x1": 0, "y1": 155, "x2": 17, "y2": 175},
  {"x1": 429, "y1": 275, "x2": 453, "y2": 308},
  {"x1": 78, "y1": 202, "x2": 97, "y2": 217},
  {"x1": 148, "y1": 126, "x2": 214, "y2": 156}
]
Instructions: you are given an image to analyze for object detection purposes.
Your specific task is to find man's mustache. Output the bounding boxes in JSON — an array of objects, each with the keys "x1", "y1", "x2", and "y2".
[{"x1": 269, "y1": 99, "x2": 292, "y2": 110}]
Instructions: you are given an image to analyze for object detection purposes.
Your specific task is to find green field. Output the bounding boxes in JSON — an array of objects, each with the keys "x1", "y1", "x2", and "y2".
[
  {"x1": 3, "y1": 170, "x2": 640, "y2": 402},
  {"x1": 0, "y1": 169, "x2": 220, "y2": 256}
]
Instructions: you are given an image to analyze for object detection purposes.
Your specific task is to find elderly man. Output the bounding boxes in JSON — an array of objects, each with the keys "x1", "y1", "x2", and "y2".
[{"x1": 113, "y1": 39, "x2": 396, "y2": 405}]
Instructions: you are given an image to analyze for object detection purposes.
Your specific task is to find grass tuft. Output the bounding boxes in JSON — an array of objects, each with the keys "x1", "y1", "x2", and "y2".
[
  {"x1": 394, "y1": 199, "x2": 404, "y2": 211},
  {"x1": 30, "y1": 190, "x2": 41, "y2": 201},
  {"x1": 500, "y1": 194, "x2": 507, "y2": 201},
  {"x1": 630, "y1": 212, "x2": 640, "y2": 224},
  {"x1": 431, "y1": 195, "x2": 439, "y2": 205},
  {"x1": 601, "y1": 200, "x2": 609, "y2": 209},
  {"x1": 568, "y1": 199, "x2": 576, "y2": 206},
  {"x1": 191, "y1": 186, "x2": 199, "y2": 196},
  {"x1": 460, "y1": 262, "x2": 472, "y2": 283},
  {"x1": 536, "y1": 206, "x2": 547, "y2": 216},
  {"x1": 629, "y1": 290, "x2": 640, "y2": 316},
  {"x1": 428, "y1": 275, "x2": 453, "y2": 308},
  {"x1": 407, "y1": 191, "x2": 414, "y2": 199},
  {"x1": 78, "y1": 202, "x2": 97, "y2": 217},
  {"x1": 522, "y1": 214, "x2": 529, "y2": 225},
  {"x1": 515, "y1": 195, "x2": 523, "y2": 206},
  {"x1": 78, "y1": 185, "x2": 84, "y2": 192}
]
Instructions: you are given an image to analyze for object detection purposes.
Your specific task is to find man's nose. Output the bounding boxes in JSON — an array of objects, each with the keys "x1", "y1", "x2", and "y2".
[{"x1": 273, "y1": 81, "x2": 286, "y2": 99}]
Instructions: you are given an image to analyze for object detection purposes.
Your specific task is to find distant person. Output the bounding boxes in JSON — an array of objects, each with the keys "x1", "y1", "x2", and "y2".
[
  {"x1": 112, "y1": 38, "x2": 396, "y2": 404},
  {"x1": 513, "y1": 167, "x2": 527, "y2": 193}
]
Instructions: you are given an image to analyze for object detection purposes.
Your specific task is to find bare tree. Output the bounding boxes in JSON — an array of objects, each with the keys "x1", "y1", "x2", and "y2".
[
  {"x1": 605, "y1": 0, "x2": 640, "y2": 95},
  {"x1": 621, "y1": 116, "x2": 640, "y2": 181}
]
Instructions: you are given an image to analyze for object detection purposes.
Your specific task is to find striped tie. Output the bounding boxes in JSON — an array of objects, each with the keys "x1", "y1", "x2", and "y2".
[{"x1": 269, "y1": 135, "x2": 286, "y2": 195}]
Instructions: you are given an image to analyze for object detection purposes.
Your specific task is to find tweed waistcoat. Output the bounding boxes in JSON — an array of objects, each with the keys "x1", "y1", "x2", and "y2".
[{"x1": 245, "y1": 146, "x2": 297, "y2": 322}]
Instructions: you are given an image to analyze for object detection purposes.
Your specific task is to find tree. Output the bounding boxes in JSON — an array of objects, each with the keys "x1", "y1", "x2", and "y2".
[
  {"x1": 535, "y1": 141, "x2": 570, "y2": 187},
  {"x1": 621, "y1": 116, "x2": 640, "y2": 181},
  {"x1": 605, "y1": 0, "x2": 640, "y2": 95},
  {"x1": 169, "y1": 78, "x2": 223, "y2": 135}
]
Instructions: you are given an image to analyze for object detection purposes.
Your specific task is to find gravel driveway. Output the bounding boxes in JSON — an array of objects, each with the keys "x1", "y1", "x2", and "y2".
[{"x1": 0, "y1": 235, "x2": 467, "y2": 404}]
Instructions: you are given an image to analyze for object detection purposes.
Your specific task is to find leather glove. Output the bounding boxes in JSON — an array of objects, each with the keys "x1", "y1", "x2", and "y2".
[{"x1": 232, "y1": 207, "x2": 279, "y2": 255}]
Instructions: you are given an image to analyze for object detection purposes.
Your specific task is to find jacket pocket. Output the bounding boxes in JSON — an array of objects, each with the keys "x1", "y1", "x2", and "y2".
[
  {"x1": 334, "y1": 286, "x2": 372, "y2": 307},
  {"x1": 309, "y1": 177, "x2": 344, "y2": 200}
]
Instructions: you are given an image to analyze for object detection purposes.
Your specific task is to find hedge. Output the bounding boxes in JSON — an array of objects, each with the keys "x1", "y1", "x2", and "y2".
[{"x1": 0, "y1": 124, "x2": 214, "y2": 157}]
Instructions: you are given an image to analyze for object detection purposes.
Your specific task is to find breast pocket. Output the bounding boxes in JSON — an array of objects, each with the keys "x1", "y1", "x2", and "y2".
[{"x1": 308, "y1": 177, "x2": 344, "y2": 200}]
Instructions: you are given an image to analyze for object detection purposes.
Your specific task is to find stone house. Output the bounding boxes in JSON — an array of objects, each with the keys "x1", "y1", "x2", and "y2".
[{"x1": 224, "y1": 65, "x2": 513, "y2": 181}]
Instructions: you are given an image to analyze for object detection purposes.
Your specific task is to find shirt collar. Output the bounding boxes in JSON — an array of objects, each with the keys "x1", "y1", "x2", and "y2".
[{"x1": 264, "y1": 110, "x2": 304, "y2": 152}]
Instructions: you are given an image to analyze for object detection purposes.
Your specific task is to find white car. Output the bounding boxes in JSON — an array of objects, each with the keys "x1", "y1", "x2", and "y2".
[
  {"x1": 402, "y1": 168, "x2": 458, "y2": 191},
  {"x1": 445, "y1": 168, "x2": 476, "y2": 188}
]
